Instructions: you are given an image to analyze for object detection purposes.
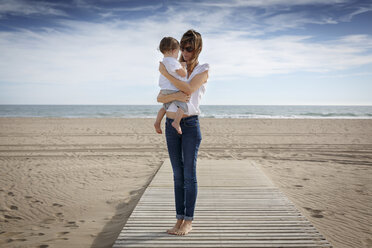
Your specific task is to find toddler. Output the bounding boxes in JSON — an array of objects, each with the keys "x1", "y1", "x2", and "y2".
[{"x1": 154, "y1": 37, "x2": 188, "y2": 135}]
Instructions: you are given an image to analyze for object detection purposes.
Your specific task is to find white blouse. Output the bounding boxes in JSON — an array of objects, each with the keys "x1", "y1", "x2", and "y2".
[{"x1": 167, "y1": 63, "x2": 209, "y2": 116}]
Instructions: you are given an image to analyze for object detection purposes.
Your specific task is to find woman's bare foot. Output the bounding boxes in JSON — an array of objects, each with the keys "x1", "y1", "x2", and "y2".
[
  {"x1": 171, "y1": 121, "x2": 182, "y2": 134},
  {"x1": 175, "y1": 220, "x2": 192, "y2": 235},
  {"x1": 166, "y1": 219, "x2": 184, "y2": 235},
  {"x1": 154, "y1": 121, "x2": 162, "y2": 134}
]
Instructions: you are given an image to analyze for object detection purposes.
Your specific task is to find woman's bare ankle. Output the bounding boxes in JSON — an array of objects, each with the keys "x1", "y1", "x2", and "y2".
[
  {"x1": 183, "y1": 220, "x2": 192, "y2": 225},
  {"x1": 175, "y1": 219, "x2": 184, "y2": 227}
]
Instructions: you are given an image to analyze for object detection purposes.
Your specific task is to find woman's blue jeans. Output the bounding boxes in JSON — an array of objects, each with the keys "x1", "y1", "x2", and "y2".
[{"x1": 165, "y1": 115, "x2": 202, "y2": 221}]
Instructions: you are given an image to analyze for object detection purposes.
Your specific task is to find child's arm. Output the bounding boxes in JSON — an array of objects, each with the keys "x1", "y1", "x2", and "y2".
[
  {"x1": 157, "y1": 91, "x2": 190, "y2": 103},
  {"x1": 175, "y1": 62, "x2": 187, "y2": 78},
  {"x1": 159, "y1": 62, "x2": 208, "y2": 95}
]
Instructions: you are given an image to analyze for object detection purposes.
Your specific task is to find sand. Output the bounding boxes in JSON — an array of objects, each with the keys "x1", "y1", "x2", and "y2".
[{"x1": 0, "y1": 117, "x2": 371, "y2": 248}]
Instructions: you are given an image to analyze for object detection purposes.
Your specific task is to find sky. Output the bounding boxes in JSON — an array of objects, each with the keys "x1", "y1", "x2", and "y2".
[{"x1": 0, "y1": 0, "x2": 372, "y2": 105}]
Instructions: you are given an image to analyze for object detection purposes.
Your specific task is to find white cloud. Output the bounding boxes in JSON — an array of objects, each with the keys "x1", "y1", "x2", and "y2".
[
  {"x1": 72, "y1": 0, "x2": 163, "y2": 13},
  {"x1": 1, "y1": 18, "x2": 371, "y2": 88},
  {"x1": 0, "y1": 0, "x2": 68, "y2": 18},
  {"x1": 189, "y1": 0, "x2": 350, "y2": 8},
  {"x1": 0, "y1": 22, "x2": 161, "y2": 86},
  {"x1": 0, "y1": 0, "x2": 163, "y2": 20},
  {"x1": 262, "y1": 12, "x2": 338, "y2": 33},
  {"x1": 204, "y1": 33, "x2": 372, "y2": 79},
  {"x1": 0, "y1": 1, "x2": 371, "y2": 89},
  {"x1": 340, "y1": 5, "x2": 372, "y2": 22},
  {"x1": 176, "y1": 0, "x2": 368, "y2": 35}
]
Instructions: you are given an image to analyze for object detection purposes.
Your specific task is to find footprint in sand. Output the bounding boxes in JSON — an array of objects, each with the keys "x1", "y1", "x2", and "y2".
[
  {"x1": 39, "y1": 245, "x2": 49, "y2": 248},
  {"x1": 294, "y1": 184, "x2": 303, "y2": 188},
  {"x1": 1, "y1": 232, "x2": 26, "y2": 243},
  {"x1": 64, "y1": 221, "x2": 79, "y2": 228},
  {"x1": 311, "y1": 213, "x2": 324, "y2": 218},
  {"x1": 42, "y1": 218, "x2": 56, "y2": 224},
  {"x1": 10, "y1": 205, "x2": 18, "y2": 210},
  {"x1": 304, "y1": 207, "x2": 324, "y2": 218},
  {"x1": 52, "y1": 203, "x2": 63, "y2": 207},
  {"x1": 30, "y1": 232, "x2": 45, "y2": 236},
  {"x1": 55, "y1": 212, "x2": 64, "y2": 218},
  {"x1": 57, "y1": 231, "x2": 69, "y2": 237},
  {"x1": 7, "y1": 192, "x2": 15, "y2": 196},
  {"x1": 4, "y1": 215, "x2": 23, "y2": 220},
  {"x1": 7, "y1": 238, "x2": 27, "y2": 243}
]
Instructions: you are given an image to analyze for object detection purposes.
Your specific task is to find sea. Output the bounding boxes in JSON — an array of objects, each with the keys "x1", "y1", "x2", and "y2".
[{"x1": 0, "y1": 105, "x2": 371, "y2": 119}]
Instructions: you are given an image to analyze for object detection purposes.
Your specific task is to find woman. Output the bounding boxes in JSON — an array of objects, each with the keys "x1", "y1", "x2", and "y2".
[{"x1": 157, "y1": 29, "x2": 209, "y2": 236}]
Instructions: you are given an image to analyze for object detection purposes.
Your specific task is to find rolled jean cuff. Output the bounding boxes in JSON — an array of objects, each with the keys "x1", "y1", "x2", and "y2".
[
  {"x1": 184, "y1": 216, "x2": 194, "y2": 221},
  {"x1": 176, "y1": 214, "x2": 184, "y2": 220}
]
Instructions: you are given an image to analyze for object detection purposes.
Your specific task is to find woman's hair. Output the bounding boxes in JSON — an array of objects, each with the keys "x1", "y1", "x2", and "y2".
[
  {"x1": 159, "y1": 37, "x2": 179, "y2": 54},
  {"x1": 179, "y1": 29, "x2": 202, "y2": 74}
]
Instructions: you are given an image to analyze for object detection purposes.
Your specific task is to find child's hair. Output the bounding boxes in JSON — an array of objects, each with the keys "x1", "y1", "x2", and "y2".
[{"x1": 159, "y1": 37, "x2": 180, "y2": 54}]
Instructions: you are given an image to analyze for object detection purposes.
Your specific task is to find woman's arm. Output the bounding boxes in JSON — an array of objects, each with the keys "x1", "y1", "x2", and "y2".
[
  {"x1": 157, "y1": 91, "x2": 190, "y2": 103},
  {"x1": 159, "y1": 62, "x2": 209, "y2": 95}
]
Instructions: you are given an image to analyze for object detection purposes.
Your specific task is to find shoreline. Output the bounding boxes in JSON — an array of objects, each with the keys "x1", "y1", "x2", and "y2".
[
  {"x1": 1, "y1": 116, "x2": 372, "y2": 119},
  {"x1": 0, "y1": 118, "x2": 371, "y2": 248}
]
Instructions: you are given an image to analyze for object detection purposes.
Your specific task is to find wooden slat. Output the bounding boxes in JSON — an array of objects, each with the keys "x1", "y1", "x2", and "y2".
[{"x1": 112, "y1": 159, "x2": 332, "y2": 247}]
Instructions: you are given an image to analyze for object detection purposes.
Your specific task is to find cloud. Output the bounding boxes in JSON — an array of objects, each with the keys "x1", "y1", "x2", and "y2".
[
  {"x1": 174, "y1": 0, "x2": 369, "y2": 36},
  {"x1": 1, "y1": 0, "x2": 368, "y2": 35},
  {"x1": 0, "y1": 21, "x2": 162, "y2": 86},
  {"x1": 72, "y1": 0, "x2": 163, "y2": 13},
  {"x1": 187, "y1": 0, "x2": 351, "y2": 8},
  {"x1": 260, "y1": 12, "x2": 336, "y2": 34},
  {"x1": 0, "y1": 0, "x2": 371, "y2": 89},
  {"x1": 0, "y1": 0, "x2": 68, "y2": 18},
  {"x1": 340, "y1": 4, "x2": 372, "y2": 22},
  {"x1": 1, "y1": 17, "x2": 372, "y2": 88},
  {"x1": 204, "y1": 33, "x2": 372, "y2": 80},
  {"x1": 0, "y1": 0, "x2": 163, "y2": 21}
]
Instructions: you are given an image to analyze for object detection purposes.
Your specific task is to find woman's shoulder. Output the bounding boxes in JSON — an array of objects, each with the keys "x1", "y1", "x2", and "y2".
[{"x1": 194, "y1": 63, "x2": 209, "y2": 74}]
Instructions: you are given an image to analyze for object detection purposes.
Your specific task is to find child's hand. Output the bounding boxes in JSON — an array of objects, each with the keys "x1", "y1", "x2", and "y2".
[{"x1": 180, "y1": 62, "x2": 186, "y2": 68}]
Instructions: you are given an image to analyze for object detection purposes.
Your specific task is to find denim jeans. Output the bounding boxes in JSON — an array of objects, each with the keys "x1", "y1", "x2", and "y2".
[{"x1": 165, "y1": 115, "x2": 202, "y2": 221}]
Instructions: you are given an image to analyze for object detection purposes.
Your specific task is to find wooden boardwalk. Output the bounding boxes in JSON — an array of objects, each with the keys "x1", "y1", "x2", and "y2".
[{"x1": 113, "y1": 159, "x2": 332, "y2": 247}]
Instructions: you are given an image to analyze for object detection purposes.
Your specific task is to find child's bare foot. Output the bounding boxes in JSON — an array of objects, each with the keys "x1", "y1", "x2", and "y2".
[
  {"x1": 166, "y1": 219, "x2": 184, "y2": 235},
  {"x1": 154, "y1": 121, "x2": 162, "y2": 134},
  {"x1": 175, "y1": 220, "x2": 192, "y2": 235},
  {"x1": 171, "y1": 121, "x2": 182, "y2": 134}
]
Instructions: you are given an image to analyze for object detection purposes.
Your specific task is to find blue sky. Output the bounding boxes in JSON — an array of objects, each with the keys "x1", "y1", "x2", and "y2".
[{"x1": 0, "y1": 0, "x2": 371, "y2": 105}]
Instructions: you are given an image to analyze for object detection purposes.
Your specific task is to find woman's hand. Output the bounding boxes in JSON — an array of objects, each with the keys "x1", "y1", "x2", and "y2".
[
  {"x1": 159, "y1": 62, "x2": 169, "y2": 76},
  {"x1": 157, "y1": 91, "x2": 190, "y2": 103},
  {"x1": 175, "y1": 91, "x2": 190, "y2": 102}
]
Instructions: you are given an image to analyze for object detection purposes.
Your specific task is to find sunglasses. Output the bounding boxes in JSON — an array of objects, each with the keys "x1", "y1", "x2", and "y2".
[{"x1": 181, "y1": 46, "x2": 194, "y2": 52}]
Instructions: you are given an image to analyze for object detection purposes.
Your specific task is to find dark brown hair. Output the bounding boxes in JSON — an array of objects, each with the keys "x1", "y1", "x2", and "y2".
[
  {"x1": 159, "y1": 37, "x2": 179, "y2": 54},
  {"x1": 179, "y1": 29, "x2": 203, "y2": 74}
]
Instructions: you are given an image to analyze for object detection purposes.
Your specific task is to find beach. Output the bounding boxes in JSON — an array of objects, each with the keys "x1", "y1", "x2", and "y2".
[{"x1": 0, "y1": 117, "x2": 371, "y2": 248}]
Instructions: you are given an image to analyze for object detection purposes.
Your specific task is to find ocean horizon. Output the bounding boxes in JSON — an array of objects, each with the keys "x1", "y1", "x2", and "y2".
[{"x1": 1, "y1": 104, "x2": 371, "y2": 119}]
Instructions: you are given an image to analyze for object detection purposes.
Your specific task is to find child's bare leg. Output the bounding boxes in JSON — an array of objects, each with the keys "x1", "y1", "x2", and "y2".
[
  {"x1": 171, "y1": 107, "x2": 184, "y2": 134},
  {"x1": 154, "y1": 108, "x2": 166, "y2": 134}
]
